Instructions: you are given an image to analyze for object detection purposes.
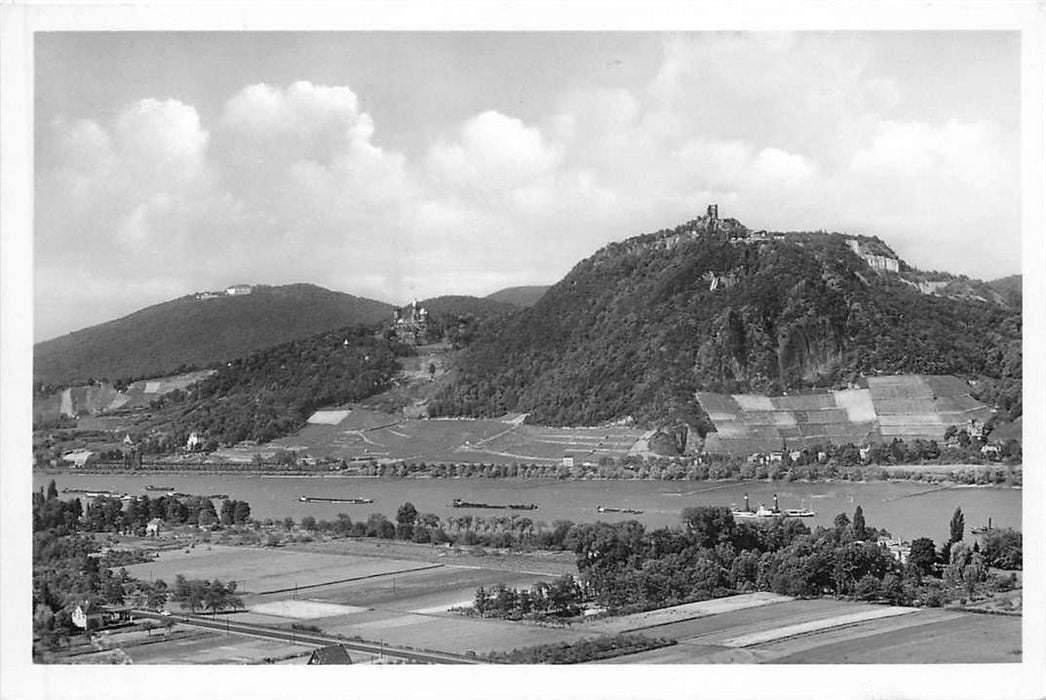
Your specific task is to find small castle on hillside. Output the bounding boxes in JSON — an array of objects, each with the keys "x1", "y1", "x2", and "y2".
[{"x1": 393, "y1": 300, "x2": 429, "y2": 345}]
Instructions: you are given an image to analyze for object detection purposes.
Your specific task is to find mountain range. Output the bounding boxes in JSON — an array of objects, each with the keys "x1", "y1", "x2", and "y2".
[
  {"x1": 33, "y1": 284, "x2": 545, "y2": 387},
  {"x1": 34, "y1": 214, "x2": 1020, "y2": 433}
]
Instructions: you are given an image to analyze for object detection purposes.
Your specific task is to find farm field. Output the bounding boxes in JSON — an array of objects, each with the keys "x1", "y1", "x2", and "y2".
[
  {"x1": 588, "y1": 597, "x2": 1021, "y2": 664},
  {"x1": 320, "y1": 610, "x2": 592, "y2": 654},
  {"x1": 121, "y1": 630, "x2": 312, "y2": 664},
  {"x1": 274, "y1": 408, "x2": 646, "y2": 464},
  {"x1": 771, "y1": 611, "x2": 1021, "y2": 663},
  {"x1": 120, "y1": 545, "x2": 432, "y2": 594},
  {"x1": 302, "y1": 565, "x2": 552, "y2": 612}
]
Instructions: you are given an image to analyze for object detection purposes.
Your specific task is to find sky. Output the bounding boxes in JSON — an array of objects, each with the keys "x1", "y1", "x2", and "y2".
[{"x1": 34, "y1": 31, "x2": 1021, "y2": 342}]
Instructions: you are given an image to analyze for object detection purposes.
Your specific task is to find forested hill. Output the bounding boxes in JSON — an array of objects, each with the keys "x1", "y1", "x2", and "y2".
[
  {"x1": 485, "y1": 285, "x2": 551, "y2": 308},
  {"x1": 34, "y1": 284, "x2": 394, "y2": 386},
  {"x1": 418, "y1": 295, "x2": 518, "y2": 319},
  {"x1": 430, "y1": 218, "x2": 1021, "y2": 427},
  {"x1": 146, "y1": 325, "x2": 400, "y2": 447}
]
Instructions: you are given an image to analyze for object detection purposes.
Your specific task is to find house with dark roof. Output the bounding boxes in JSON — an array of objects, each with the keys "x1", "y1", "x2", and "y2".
[{"x1": 308, "y1": 644, "x2": 353, "y2": 665}]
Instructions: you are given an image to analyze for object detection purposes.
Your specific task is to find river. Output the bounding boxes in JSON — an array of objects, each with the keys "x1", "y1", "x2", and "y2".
[{"x1": 33, "y1": 472, "x2": 1019, "y2": 541}]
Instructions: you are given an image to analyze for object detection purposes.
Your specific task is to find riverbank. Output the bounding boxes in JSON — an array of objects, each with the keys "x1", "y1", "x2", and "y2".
[{"x1": 35, "y1": 461, "x2": 1021, "y2": 487}]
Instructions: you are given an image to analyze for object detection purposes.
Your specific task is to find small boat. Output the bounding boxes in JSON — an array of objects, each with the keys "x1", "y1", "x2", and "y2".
[
  {"x1": 299, "y1": 496, "x2": 374, "y2": 504},
  {"x1": 143, "y1": 485, "x2": 174, "y2": 491},
  {"x1": 596, "y1": 505, "x2": 644, "y2": 515},
  {"x1": 781, "y1": 507, "x2": 817, "y2": 518}
]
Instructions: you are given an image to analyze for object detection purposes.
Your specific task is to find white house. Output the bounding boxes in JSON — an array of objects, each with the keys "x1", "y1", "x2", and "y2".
[
  {"x1": 145, "y1": 518, "x2": 165, "y2": 537},
  {"x1": 62, "y1": 450, "x2": 97, "y2": 468}
]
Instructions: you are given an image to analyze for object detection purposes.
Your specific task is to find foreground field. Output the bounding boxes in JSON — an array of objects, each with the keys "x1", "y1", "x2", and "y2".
[
  {"x1": 115, "y1": 542, "x2": 1020, "y2": 664},
  {"x1": 586, "y1": 596, "x2": 1021, "y2": 664}
]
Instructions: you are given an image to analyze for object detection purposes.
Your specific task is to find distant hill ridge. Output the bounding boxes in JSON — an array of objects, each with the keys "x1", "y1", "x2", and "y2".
[
  {"x1": 430, "y1": 210, "x2": 1021, "y2": 427},
  {"x1": 34, "y1": 284, "x2": 394, "y2": 386},
  {"x1": 485, "y1": 285, "x2": 551, "y2": 308}
]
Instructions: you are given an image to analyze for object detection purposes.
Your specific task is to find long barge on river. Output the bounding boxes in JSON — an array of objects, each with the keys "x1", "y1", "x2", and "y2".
[
  {"x1": 299, "y1": 496, "x2": 374, "y2": 504},
  {"x1": 597, "y1": 505, "x2": 644, "y2": 514},
  {"x1": 451, "y1": 498, "x2": 538, "y2": 511}
]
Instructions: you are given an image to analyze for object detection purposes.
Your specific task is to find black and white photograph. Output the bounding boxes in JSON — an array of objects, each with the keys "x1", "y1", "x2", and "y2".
[{"x1": 1, "y1": 2, "x2": 1044, "y2": 699}]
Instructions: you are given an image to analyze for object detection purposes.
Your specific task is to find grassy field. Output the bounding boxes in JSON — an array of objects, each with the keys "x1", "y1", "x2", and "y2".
[
  {"x1": 120, "y1": 545, "x2": 432, "y2": 594},
  {"x1": 275, "y1": 409, "x2": 646, "y2": 464}
]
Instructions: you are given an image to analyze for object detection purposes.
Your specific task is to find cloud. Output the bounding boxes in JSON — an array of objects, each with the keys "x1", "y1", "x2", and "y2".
[
  {"x1": 35, "y1": 41, "x2": 1020, "y2": 340},
  {"x1": 427, "y1": 110, "x2": 561, "y2": 196}
]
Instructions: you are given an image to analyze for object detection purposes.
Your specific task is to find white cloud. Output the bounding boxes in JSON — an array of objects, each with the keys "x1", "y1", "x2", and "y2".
[
  {"x1": 35, "y1": 42, "x2": 1020, "y2": 341},
  {"x1": 427, "y1": 110, "x2": 561, "y2": 195}
]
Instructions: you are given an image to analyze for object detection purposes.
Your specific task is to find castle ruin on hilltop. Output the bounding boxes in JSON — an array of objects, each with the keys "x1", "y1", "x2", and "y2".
[{"x1": 393, "y1": 300, "x2": 429, "y2": 345}]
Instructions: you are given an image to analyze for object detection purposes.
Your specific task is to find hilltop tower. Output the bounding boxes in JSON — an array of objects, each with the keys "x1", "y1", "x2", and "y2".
[{"x1": 706, "y1": 204, "x2": 719, "y2": 233}]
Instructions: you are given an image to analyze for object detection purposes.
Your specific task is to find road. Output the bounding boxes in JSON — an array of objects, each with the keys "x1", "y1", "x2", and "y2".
[{"x1": 132, "y1": 610, "x2": 481, "y2": 664}]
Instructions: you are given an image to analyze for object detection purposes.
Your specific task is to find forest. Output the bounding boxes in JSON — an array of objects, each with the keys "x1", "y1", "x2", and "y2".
[
  {"x1": 429, "y1": 225, "x2": 1021, "y2": 429},
  {"x1": 145, "y1": 325, "x2": 401, "y2": 446}
]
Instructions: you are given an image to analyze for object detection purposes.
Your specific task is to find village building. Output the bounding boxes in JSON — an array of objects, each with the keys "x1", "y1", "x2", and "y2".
[
  {"x1": 186, "y1": 431, "x2": 201, "y2": 450},
  {"x1": 308, "y1": 644, "x2": 354, "y2": 665},
  {"x1": 61, "y1": 449, "x2": 97, "y2": 468},
  {"x1": 878, "y1": 538, "x2": 912, "y2": 565},
  {"x1": 226, "y1": 284, "x2": 253, "y2": 296},
  {"x1": 561, "y1": 455, "x2": 575, "y2": 468},
  {"x1": 981, "y1": 444, "x2": 1001, "y2": 458},
  {"x1": 145, "y1": 518, "x2": 165, "y2": 537},
  {"x1": 71, "y1": 601, "x2": 131, "y2": 631},
  {"x1": 71, "y1": 601, "x2": 104, "y2": 630}
]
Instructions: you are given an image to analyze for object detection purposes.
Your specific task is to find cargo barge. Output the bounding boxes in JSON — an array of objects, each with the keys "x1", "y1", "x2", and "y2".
[
  {"x1": 451, "y1": 498, "x2": 538, "y2": 511},
  {"x1": 299, "y1": 496, "x2": 374, "y2": 504}
]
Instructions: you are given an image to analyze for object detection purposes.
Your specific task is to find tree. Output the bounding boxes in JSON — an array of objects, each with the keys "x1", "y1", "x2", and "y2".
[
  {"x1": 396, "y1": 502, "x2": 418, "y2": 540},
  {"x1": 681, "y1": 506, "x2": 735, "y2": 549},
  {"x1": 852, "y1": 506, "x2": 867, "y2": 541},
  {"x1": 233, "y1": 501, "x2": 251, "y2": 525},
  {"x1": 46, "y1": 479, "x2": 59, "y2": 501},
  {"x1": 908, "y1": 537, "x2": 937, "y2": 576},
  {"x1": 981, "y1": 528, "x2": 1022, "y2": 570},
  {"x1": 833, "y1": 513, "x2": 851, "y2": 532},
  {"x1": 301, "y1": 516, "x2": 317, "y2": 532},
  {"x1": 949, "y1": 507, "x2": 965, "y2": 544}
]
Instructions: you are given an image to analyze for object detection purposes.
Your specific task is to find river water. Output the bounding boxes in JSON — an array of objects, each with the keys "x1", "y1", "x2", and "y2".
[{"x1": 33, "y1": 472, "x2": 1020, "y2": 542}]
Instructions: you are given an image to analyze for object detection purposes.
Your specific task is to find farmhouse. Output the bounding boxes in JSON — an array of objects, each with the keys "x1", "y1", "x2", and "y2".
[
  {"x1": 308, "y1": 644, "x2": 354, "y2": 665},
  {"x1": 71, "y1": 601, "x2": 131, "y2": 630},
  {"x1": 226, "y1": 284, "x2": 253, "y2": 295}
]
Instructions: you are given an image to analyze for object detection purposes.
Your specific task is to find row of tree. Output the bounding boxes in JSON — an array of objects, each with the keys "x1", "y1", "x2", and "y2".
[
  {"x1": 473, "y1": 576, "x2": 583, "y2": 620},
  {"x1": 171, "y1": 575, "x2": 244, "y2": 614}
]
